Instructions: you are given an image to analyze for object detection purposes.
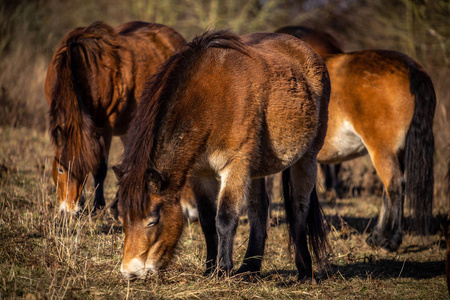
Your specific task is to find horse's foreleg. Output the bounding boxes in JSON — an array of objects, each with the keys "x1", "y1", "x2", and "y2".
[
  {"x1": 236, "y1": 177, "x2": 268, "y2": 275},
  {"x1": 93, "y1": 134, "x2": 113, "y2": 211},
  {"x1": 320, "y1": 163, "x2": 341, "y2": 196},
  {"x1": 216, "y1": 163, "x2": 249, "y2": 276},
  {"x1": 189, "y1": 176, "x2": 219, "y2": 275},
  {"x1": 93, "y1": 160, "x2": 107, "y2": 210},
  {"x1": 366, "y1": 152, "x2": 404, "y2": 251}
]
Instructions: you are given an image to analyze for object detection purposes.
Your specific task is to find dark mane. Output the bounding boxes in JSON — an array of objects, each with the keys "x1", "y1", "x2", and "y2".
[
  {"x1": 49, "y1": 21, "x2": 121, "y2": 179},
  {"x1": 118, "y1": 30, "x2": 248, "y2": 214}
]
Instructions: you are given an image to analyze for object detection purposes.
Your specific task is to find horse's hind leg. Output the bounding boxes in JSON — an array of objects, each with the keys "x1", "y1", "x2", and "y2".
[
  {"x1": 283, "y1": 156, "x2": 317, "y2": 280},
  {"x1": 236, "y1": 177, "x2": 269, "y2": 275},
  {"x1": 366, "y1": 151, "x2": 404, "y2": 251},
  {"x1": 189, "y1": 176, "x2": 219, "y2": 275}
]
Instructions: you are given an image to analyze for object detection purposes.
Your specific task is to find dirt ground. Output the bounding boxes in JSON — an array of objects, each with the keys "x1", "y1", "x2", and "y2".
[{"x1": 0, "y1": 127, "x2": 448, "y2": 299}]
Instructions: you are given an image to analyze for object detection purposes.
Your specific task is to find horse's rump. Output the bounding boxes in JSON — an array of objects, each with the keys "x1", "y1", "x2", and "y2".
[
  {"x1": 317, "y1": 49, "x2": 435, "y2": 247},
  {"x1": 318, "y1": 50, "x2": 416, "y2": 164}
]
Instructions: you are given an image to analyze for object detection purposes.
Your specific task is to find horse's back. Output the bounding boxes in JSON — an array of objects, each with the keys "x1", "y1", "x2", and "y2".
[
  {"x1": 116, "y1": 21, "x2": 186, "y2": 48},
  {"x1": 275, "y1": 26, "x2": 343, "y2": 57},
  {"x1": 199, "y1": 33, "x2": 330, "y2": 175},
  {"x1": 240, "y1": 32, "x2": 329, "y2": 103}
]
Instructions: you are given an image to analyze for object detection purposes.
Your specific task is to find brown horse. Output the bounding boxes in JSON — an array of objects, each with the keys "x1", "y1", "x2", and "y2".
[
  {"x1": 277, "y1": 26, "x2": 436, "y2": 251},
  {"x1": 45, "y1": 21, "x2": 186, "y2": 213},
  {"x1": 113, "y1": 30, "x2": 330, "y2": 280}
]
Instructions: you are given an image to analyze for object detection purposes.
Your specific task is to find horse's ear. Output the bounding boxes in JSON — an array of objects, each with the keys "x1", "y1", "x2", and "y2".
[
  {"x1": 112, "y1": 165, "x2": 125, "y2": 180},
  {"x1": 146, "y1": 168, "x2": 165, "y2": 195},
  {"x1": 54, "y1": 126, "x2": 66, "y2": 147}
]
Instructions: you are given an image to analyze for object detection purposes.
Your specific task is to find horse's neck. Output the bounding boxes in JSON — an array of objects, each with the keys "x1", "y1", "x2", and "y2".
[{"x1": 152, "y1": 96, "x2": 211, "y2": 190}]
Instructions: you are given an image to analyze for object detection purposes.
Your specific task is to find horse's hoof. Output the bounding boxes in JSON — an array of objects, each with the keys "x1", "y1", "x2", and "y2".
[
  {"x1": 235, "y1": 263, "x2": 261, "y2": 282},
  {"x1": 236, "y1": 261, "x2": 261, "y2": 275},
  {"x1": 91, "y1": 204, "x2": 106, "y2": 216},
  {"x1": 235, "y1": 271, "x2": 260, "y2": 282},
  {"x1": 203, "y1": 265, "x2": 216, "y2": 277},
  {"x1": 381, "y1": 239, "x2": 400, "y2": 252},
  {"x1": 366, "y1": 232, "x2": 383, "y2": 248},
  {"x1": 298, "y1": 275, "x2": 317, "y2": 284},
  {"x1": 214, "y1": 263, "x2": 233, "y2": 278},
  {"x1": 367, "y1": 232, "x2": 401, "y2": 252}
]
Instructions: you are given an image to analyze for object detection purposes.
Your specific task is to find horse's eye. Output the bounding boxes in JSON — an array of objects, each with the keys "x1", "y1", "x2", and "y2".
[
  {"x1": 58, "y1": 167, "x2": 64, "y2": 174},
  {"x1": 146, "y1": 210, "x2": 160, "y2": 227}
]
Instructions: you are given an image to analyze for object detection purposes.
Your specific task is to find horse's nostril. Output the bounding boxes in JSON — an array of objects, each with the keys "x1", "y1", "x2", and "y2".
[
  {"x1": 120, "y1": 258, "x2": 149, "y2": 281},
  {"x1": 121, "y1": 271, "x2": 140, "y2": 281}
]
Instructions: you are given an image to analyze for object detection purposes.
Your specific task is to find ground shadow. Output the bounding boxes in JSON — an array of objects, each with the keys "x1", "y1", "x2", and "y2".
[
  {"x1": 269, "y1": 196, "x2": 446, "y2": 236},
  {"x1": 332, "y1": 259, "x2": 445, "y2": 280},
  {"x1": 259, "y1": 259, "x2": 445, "y2": 283},
  {"x1": 325, "y1": 214, "x2": 448, "y2": 236}
]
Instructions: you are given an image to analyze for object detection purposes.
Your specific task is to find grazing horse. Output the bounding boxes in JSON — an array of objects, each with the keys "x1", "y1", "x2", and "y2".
[
  {"x1": 277, "y1": 26, "x2": 436, "y2": 251},
  {"x1": 45, "y1": 21, "x2": 186, "y2": 213},
  {"x1": 114, "y1": 30, "x2": 330, "y2": 280}
]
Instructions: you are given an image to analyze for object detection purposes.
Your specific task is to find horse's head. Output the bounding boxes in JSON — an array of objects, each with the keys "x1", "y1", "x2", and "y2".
[
  {"x1": 114, "y1": 166, "x2": 185, "y2": 280},
  {"x1": 51, "y1": 126, "x2": 87, "y2": 214},
  {"x1": 52, "y1": 157, "x2": 85, "y2": 214}
]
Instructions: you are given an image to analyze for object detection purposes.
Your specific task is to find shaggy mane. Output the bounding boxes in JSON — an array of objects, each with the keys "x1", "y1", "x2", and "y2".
[{"x1": 49, "y1": 21, "x2": 121, "y2": 179}]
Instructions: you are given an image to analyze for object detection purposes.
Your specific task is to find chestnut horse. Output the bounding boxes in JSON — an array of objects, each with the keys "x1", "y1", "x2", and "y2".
[
  {"x1": 45, "y1": 21, "x2": 186, "y2": 213},
  {"x1": 114, "y1": 31, "x2": 330, "y2": 280},
  {"x1": 277, "y1": 26, "x2": 436, "y2": 251}
]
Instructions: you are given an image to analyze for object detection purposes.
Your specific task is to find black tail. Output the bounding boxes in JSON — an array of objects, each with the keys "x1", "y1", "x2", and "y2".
[
  {"x1": 307, "y1": 185, "x2": 329, "y2": 266},
  {"x1": 404, "y1": 63, "x2": 436, "y2": 234},
  {"x1": 282, "y1": 168, "x2": 329, "y2": 268}
]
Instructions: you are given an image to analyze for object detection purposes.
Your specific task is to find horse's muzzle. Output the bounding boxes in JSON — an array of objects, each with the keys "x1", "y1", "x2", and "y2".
[{"x1": 120, "y1": 258, "x2": 156, "y2": 281}]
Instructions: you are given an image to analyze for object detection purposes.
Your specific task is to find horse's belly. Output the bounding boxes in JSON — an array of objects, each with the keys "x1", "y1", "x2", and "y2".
[{"x1": 318, "y1": 120, "x2": 367, "y2": 164}]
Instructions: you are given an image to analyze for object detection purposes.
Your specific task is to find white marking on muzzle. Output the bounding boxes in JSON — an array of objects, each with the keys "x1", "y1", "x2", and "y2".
[
  {"x1": 59, "y1": 201, "x2": 80, "y2": 214},
  {"x1": 120, "y1": 258, "x2": 157, "y2": 280}
]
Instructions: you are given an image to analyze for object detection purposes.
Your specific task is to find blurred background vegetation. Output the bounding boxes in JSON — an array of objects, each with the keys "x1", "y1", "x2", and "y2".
[{"x1": 0, "y1": 0, "x2": 448, "y2": 206}]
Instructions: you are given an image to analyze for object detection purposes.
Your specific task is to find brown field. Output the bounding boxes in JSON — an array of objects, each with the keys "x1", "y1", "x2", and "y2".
[
  {"x1": 1, "y1": 0, "x2": 449, "y2": 298},
  {"x1": 0, "y1": 127, "x2": 447, "y2": 299}
]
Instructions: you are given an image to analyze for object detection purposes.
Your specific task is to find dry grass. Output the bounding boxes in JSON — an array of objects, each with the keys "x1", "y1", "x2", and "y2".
[
  {"x1": 0, "y1": 1, "x2": 448, "y2": 298},
  {"x1": 0, "y1": 127, "x2": 447, "y2": 299}
]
